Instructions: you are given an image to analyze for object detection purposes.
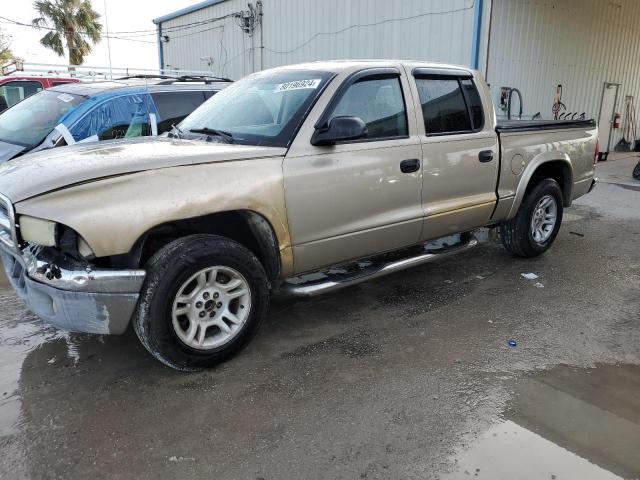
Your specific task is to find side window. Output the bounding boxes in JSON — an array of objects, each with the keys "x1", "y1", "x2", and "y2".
[
  {"x1": 415, "y1": 78, "x2": 472, "y2": 134},
  {"x1": 328, "y1": 76, "x2": 408, "y2": 140},
  {"x1": 461, "y1": 79, "x2": 484, "y2": 130},
  {"x1": 0, "y1": 81, "x2": 44, "y2": 108},
  {"x1": 151, "y1": 91, "x2": 207, "y2": 133},
  {"x1": 70, "y1": 94, "x2": 152, "y2": 142}
]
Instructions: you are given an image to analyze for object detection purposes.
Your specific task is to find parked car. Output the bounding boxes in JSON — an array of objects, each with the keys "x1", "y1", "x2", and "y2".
[
  {"x1": 0, "y1": 75, "x2": 80, "y2": 113},
  {"x1": 0, "y1": 75, "x2": 231, "y2": 162},
  {"x1": 0, "y1": 61, "x2": 598, "y2": 370}
]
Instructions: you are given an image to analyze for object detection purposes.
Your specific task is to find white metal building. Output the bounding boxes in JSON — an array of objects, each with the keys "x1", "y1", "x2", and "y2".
[{"x1": 154, "y1": 0, "x2": 640, "y2": 152}]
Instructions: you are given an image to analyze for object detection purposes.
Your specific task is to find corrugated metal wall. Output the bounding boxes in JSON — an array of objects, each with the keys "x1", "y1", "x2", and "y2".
[
  {"x1": 160, "y1": 0, "x2": 255, "y2": 80},
  {"x1": 261, "y1": 0, "x2": 475, "y2": 69},
  {"x1": 487, "y1": 0, "x2": 640, "y2": 147},
  {"x1": 159, "y1": 0, "x2": 477, "y2": 81}
]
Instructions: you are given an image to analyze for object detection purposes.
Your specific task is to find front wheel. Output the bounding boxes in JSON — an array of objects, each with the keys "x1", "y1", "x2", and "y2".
[
  {"x1": 500, "y1": 178, "x2": 564, "y2": 258},
  {"x1": 133, "y1": 234, "x2": 269, "y2": 370}
]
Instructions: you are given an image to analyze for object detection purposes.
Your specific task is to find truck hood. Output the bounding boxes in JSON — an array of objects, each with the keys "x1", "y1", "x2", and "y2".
[{"x1": 0, "y1": 136, "x2": 287, "y2": 202}]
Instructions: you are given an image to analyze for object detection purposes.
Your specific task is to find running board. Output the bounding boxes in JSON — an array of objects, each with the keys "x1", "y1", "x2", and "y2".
[{"x1": 280, "y1": 235, "x2": 478, "y2": 298}]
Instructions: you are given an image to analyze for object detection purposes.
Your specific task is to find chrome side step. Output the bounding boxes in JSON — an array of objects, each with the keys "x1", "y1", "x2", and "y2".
[{"x1": 280, "y1": 235, "x2": 478, "y2": 298}]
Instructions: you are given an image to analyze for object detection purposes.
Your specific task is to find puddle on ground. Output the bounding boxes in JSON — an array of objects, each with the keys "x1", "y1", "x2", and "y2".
[
  {"x1": 0, "y1": 290, "x2": 58, "y2": 438},
  {"x1": 439, "y1": 364, "x2": 640, "y2": 480}
]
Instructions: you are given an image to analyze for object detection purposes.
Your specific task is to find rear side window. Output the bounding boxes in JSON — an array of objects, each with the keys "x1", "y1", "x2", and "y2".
[
  {"x1": 151, "y1": 91, "x2": 207, "y2": 133},
  {"x1": 415, "y1": 78, "x2": 472, "y2": 134},
  {"x1": 328, "y1": 76, "x2": 408, "y2": 141},
  {"x1": 461, "y1": 79, "x2": 484, "y2": 130}
]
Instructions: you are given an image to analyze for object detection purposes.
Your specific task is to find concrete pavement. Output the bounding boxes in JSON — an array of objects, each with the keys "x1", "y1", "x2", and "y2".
[{"x1": 0, "y1": 154, "x2": 639, "y2": 480}]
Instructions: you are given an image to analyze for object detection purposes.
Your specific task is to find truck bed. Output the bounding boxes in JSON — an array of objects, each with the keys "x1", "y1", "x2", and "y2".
[{"x1": 493, "y1": 117, "x2": 598, "y2": 221}]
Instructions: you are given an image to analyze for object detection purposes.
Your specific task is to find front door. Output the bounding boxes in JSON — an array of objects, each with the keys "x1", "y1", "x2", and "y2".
[
  {"x1": 598, "y1": 83, "x2": 619, "y2": 154},
  {"x1": 283, "y1": 68, "x2": 424, "y2": 274}
]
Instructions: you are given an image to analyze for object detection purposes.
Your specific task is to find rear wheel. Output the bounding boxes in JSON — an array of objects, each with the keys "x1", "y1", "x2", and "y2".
[
  {"x1": 500, "y1": 178, "x2": 564, "y2": 258},
  {"x1": 133, "y1": 234, "x2": 269, "y2": 370}
]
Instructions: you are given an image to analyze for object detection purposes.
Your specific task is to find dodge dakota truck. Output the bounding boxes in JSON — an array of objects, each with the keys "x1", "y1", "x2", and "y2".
[{"x1": 0, "y1": 61, "x2": 598, "y2": 370}]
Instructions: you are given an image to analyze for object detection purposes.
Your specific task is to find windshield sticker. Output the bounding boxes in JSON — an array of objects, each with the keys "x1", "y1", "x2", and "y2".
[
  {"x1": 275, "y1": 79, "x2": 322, "y2": 92},
  {"x1": 57, "y1": 93, "x2": 75, "y2": 103}
]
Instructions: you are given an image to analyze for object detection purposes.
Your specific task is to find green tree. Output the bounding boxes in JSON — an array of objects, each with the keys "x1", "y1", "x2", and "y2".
[
  {"x1": 0, "y1": 28, "x2": 13, "y2": 65},
  {"x1": 32, "y1": 0, "x2": 102, "y2": 66}
]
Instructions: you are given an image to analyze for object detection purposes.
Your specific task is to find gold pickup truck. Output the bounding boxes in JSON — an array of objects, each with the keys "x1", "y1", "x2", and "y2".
[{"x1": 0, "y1": 61, "x2": 598, "y2": 370}]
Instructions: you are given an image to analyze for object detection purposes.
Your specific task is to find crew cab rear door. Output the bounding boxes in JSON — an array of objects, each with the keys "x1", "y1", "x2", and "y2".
[
  {"x1": 408, "y1": 68, "x2": 498, "y2": 240},
  {"x1": 284, "y1": 66, "x2": 424, "y2": 274}
]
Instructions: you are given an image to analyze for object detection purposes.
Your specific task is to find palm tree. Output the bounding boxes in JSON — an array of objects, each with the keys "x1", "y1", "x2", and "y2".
[
  {"x1": 32, "y1": 0, "x2": 102, "y2": 67},
  {"x1": 0, "y1": 28, "x2": 13, "y2": 65}
]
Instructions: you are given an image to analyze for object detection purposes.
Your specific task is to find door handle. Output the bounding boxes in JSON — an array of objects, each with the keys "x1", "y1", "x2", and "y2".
[
  {"x1": 478, "y1": 150, "x2": 494, "y2": 163},
  {"x1": 400, "y1": 158, "x2": 420, "y2": 173}
]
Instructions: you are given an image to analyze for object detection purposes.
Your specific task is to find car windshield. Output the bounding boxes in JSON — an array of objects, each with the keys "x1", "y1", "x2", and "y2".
[
  {"x1": 0, "y1": 89, "x2": 86, "y2": 148},
  {"x1": 180, "y1": 69, "x2": 335, "y2": 147}
]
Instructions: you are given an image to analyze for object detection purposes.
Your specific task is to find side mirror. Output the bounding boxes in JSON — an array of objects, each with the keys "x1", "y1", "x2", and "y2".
[{"x1": 311, "y1": 116, "x2": 367, "y2": 146}]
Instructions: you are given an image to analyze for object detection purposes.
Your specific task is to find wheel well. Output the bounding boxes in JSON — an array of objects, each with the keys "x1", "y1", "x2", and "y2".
[
  {"x1": 125, "y1": 211, "x2": 281, "y2": 280},
  {"x1": 526, "y1": 160, "x2": 572, "y2": 206}
]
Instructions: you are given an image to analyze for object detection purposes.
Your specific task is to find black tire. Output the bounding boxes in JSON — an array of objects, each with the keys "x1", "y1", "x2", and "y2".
[
  {"x1": 133, "y1": 234, "x2": 269, "y2": 371},
  {"x1": 500, "y1": 178, "x2": 564, "y2": 258},
  {"x1": 633, "y1": 160, "x2": 640, "y2": 180}
]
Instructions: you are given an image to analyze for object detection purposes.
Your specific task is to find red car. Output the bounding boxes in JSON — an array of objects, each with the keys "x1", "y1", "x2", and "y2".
[{"x1": 0, "y1": 76, "x2": 80, "y2": 112}]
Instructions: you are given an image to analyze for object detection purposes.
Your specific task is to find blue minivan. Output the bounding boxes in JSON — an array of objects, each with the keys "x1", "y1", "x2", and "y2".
[{"x1": 0, "y1": 75, "x2": 231, "y2": 162}]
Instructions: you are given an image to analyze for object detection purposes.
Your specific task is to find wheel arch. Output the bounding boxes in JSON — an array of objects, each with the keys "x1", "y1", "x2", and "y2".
[
  {"x1": 507, "y1": 154, "x2": 573, "y2": 220},
  {"x1": 124, "y1": 210, "x2": 282, "y2": 281}
]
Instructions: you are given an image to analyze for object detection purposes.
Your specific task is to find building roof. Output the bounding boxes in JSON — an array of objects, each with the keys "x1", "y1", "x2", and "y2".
[{"x1": 153, "y1": 0, "x2": 228, "y2": 24}]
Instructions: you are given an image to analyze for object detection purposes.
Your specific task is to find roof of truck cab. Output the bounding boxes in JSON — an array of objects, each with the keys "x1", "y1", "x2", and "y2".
[{"x1": 269, "y1": 59, "x2": 475, "y2": 74}]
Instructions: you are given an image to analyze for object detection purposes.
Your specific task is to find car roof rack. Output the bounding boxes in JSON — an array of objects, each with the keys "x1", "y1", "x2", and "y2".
[
  {"x1": 116, "y1": 74, "x2": 174, "y2": 80},
  {"x1": 116, "y1": 74, "x2": 233, "y2": 84},
  {"x1": 158, "y1": 75, "x2": 233, "y2": 84}
]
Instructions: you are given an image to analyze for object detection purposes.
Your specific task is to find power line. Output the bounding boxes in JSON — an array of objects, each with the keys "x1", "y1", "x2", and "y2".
[
  {"x1": 116, "y1": 16, "x2": 238, "y2": 36},
  {"x1": 264, "y1": 1, "x2": 476, "y2": 55},
  {"x1": 0, "y1": 12, "x2": 239, "y2": 38},
  {"x1": 0, "y1": 16, "x2": 155, "y2": 43},
  {"x1": 159, "y1": 22, "x2": 228, "y2": 42}
]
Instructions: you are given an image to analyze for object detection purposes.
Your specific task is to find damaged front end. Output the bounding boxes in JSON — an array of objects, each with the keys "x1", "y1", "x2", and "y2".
[{"x1": 0, "y1": 193, "x2": 145, "y2": 335}]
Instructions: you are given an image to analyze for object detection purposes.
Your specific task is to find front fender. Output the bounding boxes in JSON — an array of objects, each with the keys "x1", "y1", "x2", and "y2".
[{"x1": 14, "y1": 159, "x2": 292, "y2": 270}]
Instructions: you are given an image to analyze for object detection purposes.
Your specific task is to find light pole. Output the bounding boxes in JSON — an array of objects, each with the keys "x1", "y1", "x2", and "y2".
[{"x1": 103, "y1": 0, "x2": 113, "y2": 79}]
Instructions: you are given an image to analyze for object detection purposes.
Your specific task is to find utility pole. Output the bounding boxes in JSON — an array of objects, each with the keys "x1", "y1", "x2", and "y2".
[{"x1": 103, "y1": 0, "x2": 113, "y2": 79}]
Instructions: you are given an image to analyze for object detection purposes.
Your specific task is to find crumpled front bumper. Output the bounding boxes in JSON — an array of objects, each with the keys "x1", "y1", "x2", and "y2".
[{"x1": 1, "y1": 247, "x2": 145, "y2": 335}]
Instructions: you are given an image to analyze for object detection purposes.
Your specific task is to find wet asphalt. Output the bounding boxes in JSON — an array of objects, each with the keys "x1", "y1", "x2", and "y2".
[{"x1": 0, "y1": 154, "x2": 639, "y2": 480}]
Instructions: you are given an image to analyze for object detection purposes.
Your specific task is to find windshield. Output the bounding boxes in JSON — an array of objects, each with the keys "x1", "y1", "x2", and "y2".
[
  {"x1": 0, "y1": 89, "x2": 86, "y2": 148},
  {"x1": 180, "y1": 69, "x2": 335, "y2": 147}
]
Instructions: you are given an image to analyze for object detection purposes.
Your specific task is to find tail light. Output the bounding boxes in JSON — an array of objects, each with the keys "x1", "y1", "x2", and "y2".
[{"x1": 594, "y1": 140, "x2": 599, "y2": 165}]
